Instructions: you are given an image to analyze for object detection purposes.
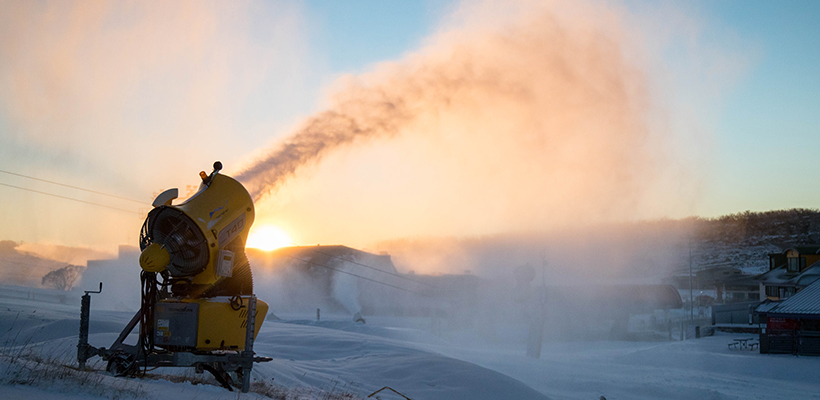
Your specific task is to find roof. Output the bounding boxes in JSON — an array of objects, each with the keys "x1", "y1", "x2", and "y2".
[
  {"x1": 255, "y1": 245, "x2": 399, "y2": 275},
  {"x1": 757, "y1": 278, "x2": 820, "y2": 316},
  {"x1": 755, "y1": 260, "x2": 820, "y2": 286},
  {"x1": 785, "y1": 245, "x2": 820, "y2": 255},
  {"x1": 755, "y1": 300, "x2": 783, "y2": 314},
  {"x1": 720, "y1": 275, "x2": 759, "y2": 288}
]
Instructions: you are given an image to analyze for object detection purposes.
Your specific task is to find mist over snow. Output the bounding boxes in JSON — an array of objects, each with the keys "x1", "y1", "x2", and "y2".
[
  {"x1": 0, "y1": 240, "x2": 91, "y2": 289},
  {"x1": 375, "y1": 220, "x2": 694, "y2": 281},
  {"x1": 2, "y1": 288, "x2": 819, "y2": 400}
]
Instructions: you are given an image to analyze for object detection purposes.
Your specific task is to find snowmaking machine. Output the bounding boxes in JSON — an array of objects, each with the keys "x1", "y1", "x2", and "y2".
[{"x1": 77, "y1": 161, "x2": 270, "y2": 392}]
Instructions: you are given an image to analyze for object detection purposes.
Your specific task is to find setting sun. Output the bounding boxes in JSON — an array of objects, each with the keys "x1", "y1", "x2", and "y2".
[{"x1": 246, "y1": 225, "x2": 293, "y2": 251}]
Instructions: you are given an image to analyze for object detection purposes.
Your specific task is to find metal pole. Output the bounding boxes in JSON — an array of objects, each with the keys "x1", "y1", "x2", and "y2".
[
  {"x1": 77, "y1": 282, "x2": 102, "y2": 370},
  {"x1": 241, "y1": 295, "x2": 257, "y2": 393},
  {"x1": 689, "y1": 238, "x2": 693, "y2": 323},
  {"x1": 78, "y1": 293, "x2": 90, "y2": 370}
]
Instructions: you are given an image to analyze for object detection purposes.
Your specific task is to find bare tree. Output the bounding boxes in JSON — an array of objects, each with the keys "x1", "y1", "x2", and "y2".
[{"x1": 42, "y1": 264, "x2": 84, "y2": 291}]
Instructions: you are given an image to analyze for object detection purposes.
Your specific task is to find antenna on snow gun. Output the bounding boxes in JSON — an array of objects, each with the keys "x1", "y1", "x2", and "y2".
[{"x1": 77, "y1": 162, "x2": 270, "y2": 392}]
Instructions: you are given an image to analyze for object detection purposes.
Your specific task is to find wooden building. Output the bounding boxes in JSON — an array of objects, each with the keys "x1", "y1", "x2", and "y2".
[
  {"x1": 756, "y1": 278, "x2": 820, "y2": 356},
  {"x1": 757, "y1": 246, "x2": 820, "y2": 300}
]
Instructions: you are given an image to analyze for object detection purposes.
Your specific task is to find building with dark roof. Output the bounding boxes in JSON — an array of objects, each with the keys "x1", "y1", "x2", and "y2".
[
  {"x1": 719, "y1": 275, "x2": 761, "y2": 303},
  {"x1": 755, "y1": 278, "x2": 820, "y2": 355},
  {"x1": 757, "y1": 246, "x2": 820, "y2": 300},
  {"x1": 248, "y1": 245, "x2": 416, "y2": 315}
]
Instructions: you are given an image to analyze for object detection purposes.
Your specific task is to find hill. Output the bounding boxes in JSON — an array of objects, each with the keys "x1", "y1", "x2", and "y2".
[{"x1": 690, "y1": 208, "x2": 820, "y2": 274}]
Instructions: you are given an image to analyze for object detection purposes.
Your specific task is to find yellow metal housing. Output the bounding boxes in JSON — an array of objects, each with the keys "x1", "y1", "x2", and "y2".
[
  {"x1": 175, "y1": 173, "x2": 255, "y2": 287},
  {"x1": 139, "y1": 243, "x2": 170, "y2": 272},
  {"x1": 157, "y1": 297, "x2": 269, "y2": 351}
]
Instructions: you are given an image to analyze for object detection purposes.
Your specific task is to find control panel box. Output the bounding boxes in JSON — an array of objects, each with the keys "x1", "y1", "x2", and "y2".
[{"x1": 155, "y1": 301, "x2": 199, "y2": 347}]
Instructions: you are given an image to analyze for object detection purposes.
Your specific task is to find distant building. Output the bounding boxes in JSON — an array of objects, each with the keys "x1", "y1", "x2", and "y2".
[
  {"x1": 696, "y1": 266, "x2": 756, "y2": 303},
  {"x1": 756, "y1": 246, "x2": 820, "y2": 300},
  {"x1": 718, "y1": 275, "x2": 760, "y2": 303},
  {"x1": 81, "y1": 245, "x2": 141, "y2": 311},
  {"x1": 666, "y1": 265, "x2": 757, "y2": 304},
  {"x1": 247, "y1": 245, "x2": 488, "y2": 320},
  {"x1": 712, "y1": 246, "x2": 820, "y2": 329},
  {"x1": 249, "y1": 245, "x2": 410, "y2": 315},
  {"x1": 697, "y1": 266, "x2": 743, "y2": 285},
  {"x1": 756, "y1": 278, "x2": 820, "y2": 356}
]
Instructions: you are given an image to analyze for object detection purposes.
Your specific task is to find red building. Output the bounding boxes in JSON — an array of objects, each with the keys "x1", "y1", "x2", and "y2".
[{"x1": 756, "y1": 278, "x2": 820, "y2": 355}]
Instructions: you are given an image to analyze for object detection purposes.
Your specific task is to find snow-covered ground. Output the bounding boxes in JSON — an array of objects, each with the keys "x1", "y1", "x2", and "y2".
[{"x1": 2, "y1": 295, "x2": 819, "y2": 400}]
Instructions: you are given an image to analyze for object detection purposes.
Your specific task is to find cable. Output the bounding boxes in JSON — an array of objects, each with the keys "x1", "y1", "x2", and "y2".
[
  {"x1": 0, "y1": 169, "x2": 147, "y2": 204},
  {"x1": 139, "y1": 271, "x2": 157, "y2": 375},
  {"x1": 280, "y1": 253, "x2": 425, "y2": 294},
  {"x1": 0, "y1": 182, "x2": 141, "y2": 215}
]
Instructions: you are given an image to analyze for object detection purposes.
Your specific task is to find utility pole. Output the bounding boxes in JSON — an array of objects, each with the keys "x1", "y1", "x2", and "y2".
[
  {"x1": 689, "y1": 237, "x2": 694, "y2": 323},
  {"x1": 526, "y1": 253, "x2": 548, "y2": 358}
]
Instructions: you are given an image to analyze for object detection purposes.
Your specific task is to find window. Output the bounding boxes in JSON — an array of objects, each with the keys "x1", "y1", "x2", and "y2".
[
  {"x1": 765, "y1": 286, "x2": 778, "y2": 297},
  {"x1": 779, "y1": 287, "x2": 796, "y2": 299},
  {"x1": 787, "y1": 257, "x2": 801, "y2": 272}
]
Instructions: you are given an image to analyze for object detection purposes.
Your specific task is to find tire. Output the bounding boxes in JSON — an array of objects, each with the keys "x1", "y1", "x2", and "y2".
[{"x1": 106, "y1": 354, "x2": 137, "y2": 377}]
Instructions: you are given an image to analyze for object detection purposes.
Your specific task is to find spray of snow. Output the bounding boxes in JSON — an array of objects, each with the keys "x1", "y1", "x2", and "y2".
[
  {"x1": 237, "y1": 0, "x2": 695, "y2": 240},
  {"x1": 329, "y1": 257, "x2": 362, "y2": 314}
]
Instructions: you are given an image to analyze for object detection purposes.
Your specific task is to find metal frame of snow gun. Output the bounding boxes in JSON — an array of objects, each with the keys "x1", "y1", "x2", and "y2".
[{"x1": 78, "y1": 288, "x2": 270, "y2": 392}]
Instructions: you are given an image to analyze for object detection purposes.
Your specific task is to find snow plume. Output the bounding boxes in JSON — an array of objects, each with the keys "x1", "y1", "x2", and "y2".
[
  {"x1": 239, "y1": 0, "x2": 696, "y2": 242},
  {"x1": 329, "y1": 258, "x2": 362, "y2": 314},
  {"x1": 378, "y1": 219, "x2": 695, "y2": 280},
  {"x1": 236, "y1": 90, "x2": 416, "y2": 201}
]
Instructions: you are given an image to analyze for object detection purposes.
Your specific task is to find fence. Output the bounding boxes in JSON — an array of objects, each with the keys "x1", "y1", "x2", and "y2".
[
  {"x1": 711, "y1": 301, "x2": 762, "y2": 325},
  {"x1": 762, "y1": 329, "x2": 820, "y2": 356},
  {"x1": 633, "y1": 313, "x2": 711, "y2": 341}
]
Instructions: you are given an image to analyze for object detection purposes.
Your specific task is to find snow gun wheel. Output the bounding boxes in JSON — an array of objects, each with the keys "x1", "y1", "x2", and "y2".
[{"x1": 106, "y1": 354, "x2": 138, "y2": 377}]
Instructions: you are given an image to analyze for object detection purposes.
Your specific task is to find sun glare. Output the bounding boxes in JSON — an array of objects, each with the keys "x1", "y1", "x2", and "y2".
[{"x1": 246, "y1": 225, "x2": 293, "y2": 251}]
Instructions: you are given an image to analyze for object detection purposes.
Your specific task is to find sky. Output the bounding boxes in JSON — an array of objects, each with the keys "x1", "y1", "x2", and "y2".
[
  {"x1": 0, "y1": 0, "x2": 818, "y2": 254},
  {"x1": 694, "y1": 0, "x2": 820, "y2": 214}
]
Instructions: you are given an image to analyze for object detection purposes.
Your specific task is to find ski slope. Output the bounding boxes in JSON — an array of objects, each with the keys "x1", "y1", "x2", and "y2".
[{"x1": 1, "y1": 294, "x2": 818, "y2": 399}]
